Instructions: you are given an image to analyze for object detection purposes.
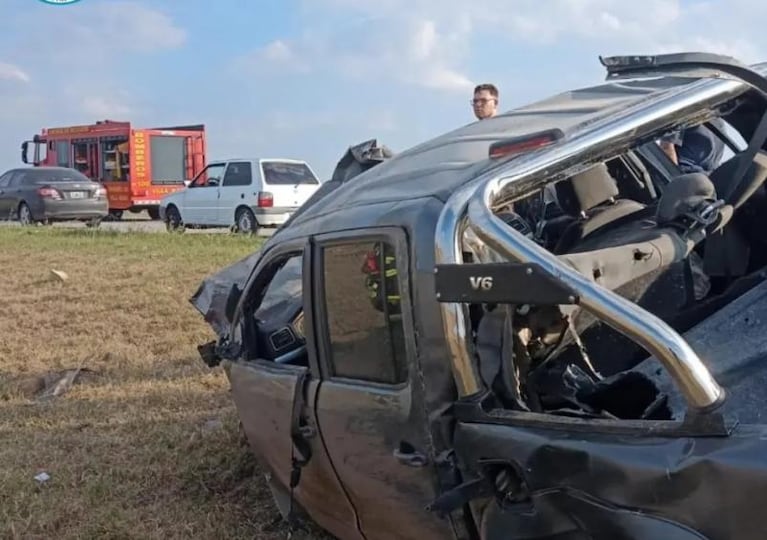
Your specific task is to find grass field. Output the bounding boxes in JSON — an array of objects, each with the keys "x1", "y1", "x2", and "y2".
[{"x1": 0, "y1": 227, "x2": 325, "y2": 539}]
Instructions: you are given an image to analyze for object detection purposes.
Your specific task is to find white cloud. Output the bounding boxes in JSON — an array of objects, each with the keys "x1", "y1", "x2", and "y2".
[
  {"x1": 238, "y1": 14, "x2": 475, "y2": 93},
  {"x1": 0, "y1": 1, "x2": 187, "y2": 171},
  {"x1": 90, "y1": 1, "x2": 187, "y2": 52},
  {"x1": 2, "y1": 0, "x2": 767, "y2": 179},
  {"x1": 410, "y1": 20, "x2": 438, "y2": 61},
  {"x1": 298, "y1": 0, "x2": 767, "y2": 59},
  {"x1": 239, "y1": 0, "x2": 767, "y2": 100},
  {"x1": 80, "y1": 95, "x2": 134, "y2": 118},
  {"x1": 0, "y1": 62, "x2": 30, "y2": 83},
  {"x1": 302, "y1": 0, "x2": 685, "y2": 45},
  {"x1": 365, "y1": 110, "x2": 398, "y2": 132},
  {"x1": 403, "y1": 20, "x2": 474, "y2": 91},
  {"x1": 262, "y1": 40, "x2": 295, "y2": 62},
  {"x1": 14, "y1": 1, "x2": 187, "y2": 58},
  {"x1": 418, "y1": 67, "x2": 474, "y2": 92},
  {"x1": 235, "y1": 39, "x2": 311, "y2": 74},
  {"x1": 224, "y1": 0, "x2": 767, "y2": 176}
]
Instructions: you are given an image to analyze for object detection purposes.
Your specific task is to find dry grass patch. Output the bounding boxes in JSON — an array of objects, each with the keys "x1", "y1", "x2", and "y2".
[{"x1": 0, "y1": 228, "x2": 326, "y2": 539}]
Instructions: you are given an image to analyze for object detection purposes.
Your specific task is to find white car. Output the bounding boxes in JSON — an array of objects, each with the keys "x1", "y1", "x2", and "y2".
[{"x1": 159, "y1": 158, "x2": 321, "y2": 233}]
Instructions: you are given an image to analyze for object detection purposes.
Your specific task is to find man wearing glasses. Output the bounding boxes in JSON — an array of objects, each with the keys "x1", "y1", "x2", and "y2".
[{"x1": 472, "y1": 83, "x2": 499, "y2": 120}]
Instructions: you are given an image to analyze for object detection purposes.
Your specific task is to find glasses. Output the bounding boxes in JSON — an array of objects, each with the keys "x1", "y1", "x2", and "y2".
[{"x1": 471, "y1": 98, "x2": 496, "y2": 106}]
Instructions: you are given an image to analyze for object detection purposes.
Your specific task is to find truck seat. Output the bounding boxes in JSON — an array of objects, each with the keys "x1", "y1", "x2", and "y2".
[{"x1": 552, "y1": 163, "x2": 647, "y2": 254}]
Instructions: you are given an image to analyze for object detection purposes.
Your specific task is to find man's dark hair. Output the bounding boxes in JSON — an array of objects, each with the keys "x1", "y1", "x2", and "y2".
[{"x1": 474, "y1": 83, "x2": 499, "y2": 98}]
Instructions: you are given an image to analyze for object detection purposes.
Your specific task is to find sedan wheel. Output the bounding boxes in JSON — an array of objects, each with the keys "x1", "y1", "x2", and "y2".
[
  {"x1": 17, "y1": 203, "x2": 33, "y2": 226},
  {"x1": 165, "y1": 206, "x2": 183, "y2": 232},
  {"x1": 235, "y1": 208, "x2": 258, "y2": 234}
]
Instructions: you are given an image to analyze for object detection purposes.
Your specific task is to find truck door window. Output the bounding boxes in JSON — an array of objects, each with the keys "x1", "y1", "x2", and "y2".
[
  {"x1": 31, "y1": 142, "x2": 48, "y2": 164},
  {"x1": 321, "y1": 241, "x2": 407, "y2": 384},
  {"x1": 73, "y1": 142, "x2": 89, "y2": 173},
  {"x1": 222, "y1": 161, "x2": 253, "y2": 187},
  {"x1": 245, "y1": 252, "x2": 307, "y2": 366},
  {"x1": 191, "y1": 163, "x2": 225, "y2": 187},
  {"x1": 55, "y1": 140, "x2": 70, "y2": 168}
]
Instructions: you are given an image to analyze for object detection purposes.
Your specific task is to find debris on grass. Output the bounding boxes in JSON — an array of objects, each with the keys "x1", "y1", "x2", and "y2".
[
  {"x1": 33, "y1": 472, "x2": 51, "y2": 484},
  {"x1": 37, "y1": 367, "x2": 99, "y2": 401},
  {"x1": 1, "y1": 228, "x2": 297, "y2": 539},
  {"x1": 49, "y1": 269, "x2": 68, "y2": 283},
  {"x1": 201, "y1": 418, "x2": 224, "y2": 434},
  {"x1": 3, "y1": 367, "x2": 100, "y2": 401}
]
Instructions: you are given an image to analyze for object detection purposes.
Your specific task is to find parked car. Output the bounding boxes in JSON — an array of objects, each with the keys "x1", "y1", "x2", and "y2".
[
  {"x1": 0, "y1": 166, "x2": 108, "y2": 226},
  {"x1": 189, "y1": 52, "x2": 767, "y2": 540},
  {"x1": 158, "y1": 158, "x2": 321, "y2": 233}
]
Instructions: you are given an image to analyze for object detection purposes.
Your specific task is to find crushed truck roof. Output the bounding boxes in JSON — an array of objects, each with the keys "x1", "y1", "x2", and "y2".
[{"x1": 286, "y1": 71, "x2": 761, "y2": 228}]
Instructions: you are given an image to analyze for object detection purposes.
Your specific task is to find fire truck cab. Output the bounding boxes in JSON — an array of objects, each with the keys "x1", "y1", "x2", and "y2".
[{"x1": 21, "y1": 120, "x2": 206, "y2": 220}]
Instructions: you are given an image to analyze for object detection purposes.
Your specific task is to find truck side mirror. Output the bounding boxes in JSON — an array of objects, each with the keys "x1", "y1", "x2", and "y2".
[{"x1": 21, "y1": 141, "x2": 28, "y2": 164}]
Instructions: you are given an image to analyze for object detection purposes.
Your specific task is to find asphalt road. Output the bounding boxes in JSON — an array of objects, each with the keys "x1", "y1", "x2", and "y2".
[{"x1": 0, "y1": 211, "x2": 275, "y2": 236}]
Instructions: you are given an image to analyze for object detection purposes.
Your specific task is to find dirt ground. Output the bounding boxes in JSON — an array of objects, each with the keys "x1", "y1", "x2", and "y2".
[{"x1": 0, "y1": 227, "x2": 328, "y2": 539}]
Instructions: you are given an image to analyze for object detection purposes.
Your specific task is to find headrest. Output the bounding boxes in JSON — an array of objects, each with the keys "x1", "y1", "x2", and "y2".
[
  {"x1": 555, "y1": 163, "x2": 619, "y2": 217},
  {"x1": 656, "y1": 172, "x2": 716, "y2": 224}
]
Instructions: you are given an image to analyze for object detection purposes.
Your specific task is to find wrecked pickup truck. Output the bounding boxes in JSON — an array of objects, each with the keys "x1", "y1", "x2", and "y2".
[{"x1": 191, "y1": 52, "x2": 767, "y2": 540}]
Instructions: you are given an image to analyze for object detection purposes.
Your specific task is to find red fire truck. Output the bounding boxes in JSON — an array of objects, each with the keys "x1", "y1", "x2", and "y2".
[{"x1": 21, "y1": 120, "x2": 206, "y2": 219}]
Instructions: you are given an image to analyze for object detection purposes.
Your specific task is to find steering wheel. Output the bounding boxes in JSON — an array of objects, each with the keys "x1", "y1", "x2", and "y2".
[{"x1": 254, "y1": 298, "x2": 307, "y2": 364}]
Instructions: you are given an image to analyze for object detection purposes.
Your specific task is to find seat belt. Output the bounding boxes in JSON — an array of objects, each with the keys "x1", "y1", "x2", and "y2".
[{"x1": 723, "y1": 110, "x2": 767, "y2": 207}]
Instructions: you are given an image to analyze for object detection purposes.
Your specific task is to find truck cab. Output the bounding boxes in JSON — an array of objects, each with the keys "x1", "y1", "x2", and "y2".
[{"x1": 189, "y1": 53, "x2": 767, "y2": 540}]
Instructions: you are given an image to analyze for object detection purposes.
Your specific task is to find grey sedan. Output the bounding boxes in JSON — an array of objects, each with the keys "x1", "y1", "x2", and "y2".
[{"x1": 0, "y1": 167, "x2": 109, "y2": 226}]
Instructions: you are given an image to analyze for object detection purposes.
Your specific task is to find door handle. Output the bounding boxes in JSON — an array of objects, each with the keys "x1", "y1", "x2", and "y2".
[{"x1": 393, "y1": 442, "x2": 429, "y2": 467}]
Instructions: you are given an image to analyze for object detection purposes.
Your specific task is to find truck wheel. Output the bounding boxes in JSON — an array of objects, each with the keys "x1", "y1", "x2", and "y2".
[
  {"x1": 165, "y1": 206, "x2": 183, "y2": 232},
  {"x1": 235, "y1": 207, "x2": 258, "y2": 234},
  {"x1": 108, "y1": 209, "x2": 123, "y2": 221},
  {"x1": 17, "y1": 203, "x2": 34, "y2": 226},
  {"x1": 147, "y1": 207, "x2": 160, "y2": 220}
]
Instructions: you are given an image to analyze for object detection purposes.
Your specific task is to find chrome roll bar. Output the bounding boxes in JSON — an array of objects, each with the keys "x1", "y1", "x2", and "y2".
[
  {"x1": 436, "y1": 74, "x2": 747, "y2": 411},
  {"x1": 434, "y1": 178, "x2": 487, "y2": 397}
]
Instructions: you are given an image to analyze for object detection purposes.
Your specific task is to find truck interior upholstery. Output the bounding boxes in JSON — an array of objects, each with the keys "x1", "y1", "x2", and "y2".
[
  {"x1": 234, "y1": 89, "x2": 767, "y2": 426},
  {"x1": 472, "y1": 94, "x2": 767, "y2": 422}
]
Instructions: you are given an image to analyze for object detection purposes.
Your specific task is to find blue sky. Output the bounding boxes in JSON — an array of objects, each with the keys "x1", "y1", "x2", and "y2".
[{"x1": 0, "y1": 0, "x2": 764, "y2": 179}]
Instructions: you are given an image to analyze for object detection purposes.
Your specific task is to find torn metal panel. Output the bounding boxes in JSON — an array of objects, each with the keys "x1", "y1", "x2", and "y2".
[
  {"x1": 189, "y1": 250, "x2": 262, "y2": 337},
  {"x1": 225, "y1": 361, "x2": 362, "y2": 540},
  {"x1": 454, "y1": 420, "x2": 767, "y2": 540},
  {"x1": 634, "y1": 275, "x2": 767, "y2": 423}
]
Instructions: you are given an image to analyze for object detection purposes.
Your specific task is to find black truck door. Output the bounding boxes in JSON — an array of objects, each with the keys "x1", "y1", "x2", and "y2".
[
  {"x1": 311, "y1": 227, "x2": 455, "y2": 540},
  {"x1": 225, "y1": 240, "x2": 362, "y2": 540}
]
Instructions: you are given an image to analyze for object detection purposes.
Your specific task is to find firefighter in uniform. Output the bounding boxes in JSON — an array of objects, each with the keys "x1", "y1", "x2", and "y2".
[{"x1": 361, "y1": 244, "x2": 401, "y2": 314}]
